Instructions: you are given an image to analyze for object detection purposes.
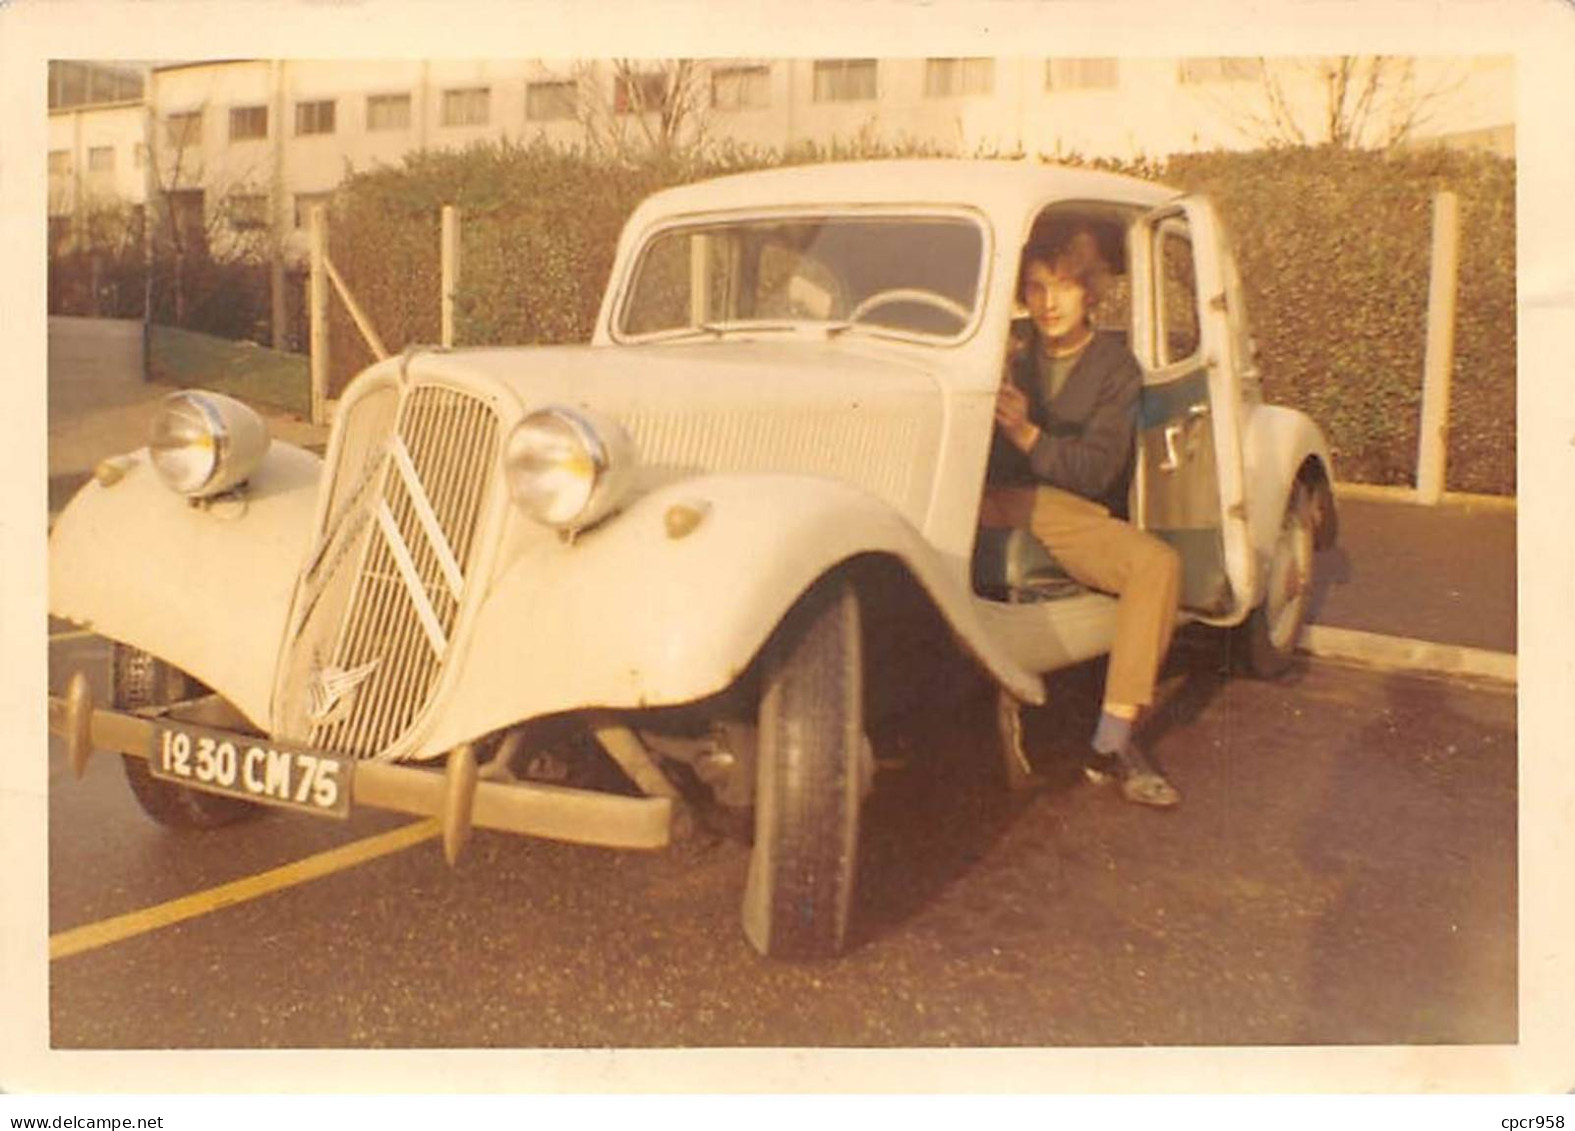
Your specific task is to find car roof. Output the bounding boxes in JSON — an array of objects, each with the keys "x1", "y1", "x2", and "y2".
[{"x1": 626, "y1": 159, "x2": 1179, "y2": 224}]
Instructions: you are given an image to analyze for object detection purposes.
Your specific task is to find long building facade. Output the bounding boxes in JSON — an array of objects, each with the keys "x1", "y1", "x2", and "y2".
[{"x1": 47, "y1": 55, "x2": 1514, "y2": 262}]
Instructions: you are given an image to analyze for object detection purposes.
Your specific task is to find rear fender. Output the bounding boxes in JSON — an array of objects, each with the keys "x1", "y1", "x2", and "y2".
[
  {"x1": 48, "y1": 444, "x2": 322, "y2": 725},
  {"x1": 1240, "y1": 404, "x2": 1337, "y2": 608},
  {"x1": 424, "y1": 474, "x2": 1044, "y2": 753}
]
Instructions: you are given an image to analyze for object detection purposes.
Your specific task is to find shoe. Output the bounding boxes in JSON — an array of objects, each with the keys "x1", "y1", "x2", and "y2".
[{"x1": 1083, "y1": 744, "x2": 1180, "y2": 808}]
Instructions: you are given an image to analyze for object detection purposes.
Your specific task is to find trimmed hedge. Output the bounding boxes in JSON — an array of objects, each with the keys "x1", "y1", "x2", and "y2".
[
  {"x1": 325, "y1": 139, "x2": 1514, "y2": 494},
  {"x1": 1162, "y1": 147, "x2": 1515, "y2": 495}
]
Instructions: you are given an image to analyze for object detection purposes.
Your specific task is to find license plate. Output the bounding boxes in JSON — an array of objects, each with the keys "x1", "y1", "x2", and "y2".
[{"x1": 147, "y1": 722, "x2": 355, "y2": 819}]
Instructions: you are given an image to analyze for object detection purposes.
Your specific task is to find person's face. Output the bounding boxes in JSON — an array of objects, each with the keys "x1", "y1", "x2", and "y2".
[{"x1": 1022, "y1": 259, "x2": 1088, "y2": 345}]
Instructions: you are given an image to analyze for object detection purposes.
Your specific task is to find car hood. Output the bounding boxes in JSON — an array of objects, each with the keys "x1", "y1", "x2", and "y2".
[
  {"x1": 403, "y1": 337, "x2": 944, "y2": 409},
  {"x1": 395, "y1": 338, "x2": 952, "y2": 521}
]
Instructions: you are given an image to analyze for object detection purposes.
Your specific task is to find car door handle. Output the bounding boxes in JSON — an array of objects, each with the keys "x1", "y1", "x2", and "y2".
[
  {"x1": 1160, "y1": 424, "x2": 1183, "y2": 471},
  {"x1": 1159, "y1": 404, "x2": 1210, "y2": 472}
]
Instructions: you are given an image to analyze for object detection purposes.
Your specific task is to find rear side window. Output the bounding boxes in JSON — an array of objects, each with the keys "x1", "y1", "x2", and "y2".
[{"x1": 1156, "y1": 224, "x2": 1201, "y2": 366}]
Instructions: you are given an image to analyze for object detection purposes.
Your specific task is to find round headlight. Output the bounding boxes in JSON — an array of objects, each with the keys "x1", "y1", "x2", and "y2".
[
  {"x1": 504, "y1": 406, "x2": 635, "y2": 531},
  {"x1": 149, "y1": 391, "x2": 270, "y2": 498}
]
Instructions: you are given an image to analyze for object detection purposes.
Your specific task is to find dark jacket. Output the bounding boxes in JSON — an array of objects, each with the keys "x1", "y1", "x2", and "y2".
[{"x1": 987, "y1": 328, "x2": 1141, "y2": 517}]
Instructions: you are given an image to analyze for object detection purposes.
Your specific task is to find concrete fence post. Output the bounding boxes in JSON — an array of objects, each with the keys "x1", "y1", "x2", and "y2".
[
  {"x1": 1416, "y1": 191, "x2": 1460, "y2": 505},
  {"x1": 441, "y1": 205, "x2": 460, "y2": 348},
  {"x1": 309, "y1": 204, "x2": 329, "y2": 427},
  {"x1": 269, "y1": 60, "x2": 288, "y2": 352}
]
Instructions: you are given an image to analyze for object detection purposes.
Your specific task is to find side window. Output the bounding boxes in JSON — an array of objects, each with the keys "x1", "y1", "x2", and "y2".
[{"x1": 1156, "y1": 223, "x2": 1201, "y2": 366}]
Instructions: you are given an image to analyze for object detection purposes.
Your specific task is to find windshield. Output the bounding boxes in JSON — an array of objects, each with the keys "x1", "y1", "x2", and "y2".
[{"x1": 617, "y1": 213, "x2": 986, "y2": 341}]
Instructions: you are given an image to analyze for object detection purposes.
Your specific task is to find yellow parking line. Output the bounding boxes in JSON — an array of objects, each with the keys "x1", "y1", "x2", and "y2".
[{"x1": 49, "y1": 818, "x2": 442, "y2": 961}]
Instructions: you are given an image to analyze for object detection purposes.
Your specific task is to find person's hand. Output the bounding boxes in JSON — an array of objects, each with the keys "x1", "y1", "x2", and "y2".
[{"x1": 995, "y1": 383, "x2": 1040, "y2": 453}]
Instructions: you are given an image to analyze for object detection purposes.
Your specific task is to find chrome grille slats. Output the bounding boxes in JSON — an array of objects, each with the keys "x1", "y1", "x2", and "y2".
[{"x1": 282, "y1": 381, "x2": 500, "y2": 761}]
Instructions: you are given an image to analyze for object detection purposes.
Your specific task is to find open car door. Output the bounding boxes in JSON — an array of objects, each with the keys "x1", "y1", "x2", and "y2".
[{"x1": 1128, "y1": 195, "x2": 1256, "y2": 622}]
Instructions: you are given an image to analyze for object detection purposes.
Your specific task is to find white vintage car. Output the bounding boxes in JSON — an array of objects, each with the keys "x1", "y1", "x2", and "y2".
[{"x1": 50, "y1": 159, "x2": 1336, "y2": 958}]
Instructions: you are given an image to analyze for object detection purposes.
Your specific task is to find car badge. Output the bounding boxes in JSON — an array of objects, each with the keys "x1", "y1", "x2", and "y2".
[{"x1": 305, "y1": 658, "x2": 381, "y2": 726}]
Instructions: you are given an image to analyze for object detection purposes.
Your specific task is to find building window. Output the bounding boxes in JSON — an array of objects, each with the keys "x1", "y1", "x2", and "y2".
[
  {"x1": 1178, "y1": 57, "x2": 1262, "y2": 84},
  {"x1": 229, "y1": 193, "x2": 269, "y2": 231},
  {"x1": 166, "y1": 111, "x2": 202, "y2": 148},
  {"x1": 48, "y1": 61, "x2": 143, "y2": 111},
  {"x1": 526, "y1": 80, "x2": 578, "y2": 121},
  {"x1": 526, "y1": 80, "x2": 577, "y2": 121},
  {"x1": 711, "y1": 65, "x2": 770, "y2": 110},
  {"x1": 614, "y1": 72, "x2": 667, "y2": 115},
  {"x1": 1046, "y1": 57, "x2": 1120, "y2": 90},
  {"x1": 366, "y1": 93, "x2": 412, "y2": 132},
  {"x1": 48, "y1": 150, "x2": 71, "y2": 175},
  {"x1": 229, "y1": 105, "x2": 268, "y2": 141},
  {"x1": 165, "y1": 189, "x2": 207, "y2": 252},
  {"x1": 812, "y1": 59, "x2": 877, "y2": 102},
  {"x1": 295, "y1": 100, "x2": 336, "y2": 136},
  {"x1": 442, "y1": 87, "x2": 490, "y2": 127},
  {"x1": 88, "y1": 146, "x2": 115, "y2": 173},
  {"x1": 924, "y1": 57, "x2": 994, "y2": 98}
]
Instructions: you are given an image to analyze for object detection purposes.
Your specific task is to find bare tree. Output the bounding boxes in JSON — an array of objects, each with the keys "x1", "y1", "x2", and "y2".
[
  {"x1": 149, "y1": 102, "x2": 272, "y2": 325},
  {"x1": 1218, "y1": 56, "x2": 1462, "y2": 149},
  {"x1": 570, "y1": 59, "x2": 713, "y2": 160}
]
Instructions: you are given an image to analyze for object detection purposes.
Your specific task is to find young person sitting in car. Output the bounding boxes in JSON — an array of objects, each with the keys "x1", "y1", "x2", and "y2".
[{"x1": 982, "y1": 227, "x2": 1183, "y2": 808}]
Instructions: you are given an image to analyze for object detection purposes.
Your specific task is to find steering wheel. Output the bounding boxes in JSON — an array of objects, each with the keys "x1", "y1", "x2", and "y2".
[{"x1": 846, "y1": 288, "x2": 971, "y2": 330}]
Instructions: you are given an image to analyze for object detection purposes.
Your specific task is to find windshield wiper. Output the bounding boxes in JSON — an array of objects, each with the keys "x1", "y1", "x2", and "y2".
[{"x1": 697, "y1": 320, "x2": 802, "y2": 335}]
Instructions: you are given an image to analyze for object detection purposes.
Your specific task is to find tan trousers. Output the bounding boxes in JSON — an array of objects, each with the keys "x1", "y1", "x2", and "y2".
[{"x1": 982, "y1": 485, "x2": 1182, "y2": 711}]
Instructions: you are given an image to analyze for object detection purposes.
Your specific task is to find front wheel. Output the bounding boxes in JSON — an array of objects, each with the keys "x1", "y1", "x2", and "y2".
[
  {"x1": 1235, "y1": 481, "x2": 1316, "y2": 678},
  {"x1": 111, "y1": 643, "x2": 263, "y2": 830},
  {"x1": 741, "y1": 579, "x2": 865, "y2": 959}
]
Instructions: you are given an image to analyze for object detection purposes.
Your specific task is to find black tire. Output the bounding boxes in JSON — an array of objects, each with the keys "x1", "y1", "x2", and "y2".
[
  {"x1": 111, "y1": 643, "x2": 262, "y2": 830},
  {"x1": 1236, "y1": 481, "x2": 1316, "y2": 678},
  {"x1": 741, "y1": 579, "x2": 864, "y2": 959}
]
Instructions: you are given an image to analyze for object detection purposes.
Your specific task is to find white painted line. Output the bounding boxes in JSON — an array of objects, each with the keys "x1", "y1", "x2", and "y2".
[
  {"x1": 50, "y1": 818, "x2": 442, "y2": 961},
  {"x1": 49, "y1": 629, "x2": 96, "y2": 643},
  {"x1": 1300, "y1": 624, "x2": 1516, "y2": 685}
]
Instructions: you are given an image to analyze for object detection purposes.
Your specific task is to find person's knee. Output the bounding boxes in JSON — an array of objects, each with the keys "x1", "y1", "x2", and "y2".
[{"x1": 1142, "y1": 536, "x2": 1182, "y2": 586}]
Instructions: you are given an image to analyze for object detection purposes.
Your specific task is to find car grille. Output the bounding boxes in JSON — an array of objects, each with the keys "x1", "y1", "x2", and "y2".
[{"x1": 276, "y1": 381, "x2": 502, "y2": 760}]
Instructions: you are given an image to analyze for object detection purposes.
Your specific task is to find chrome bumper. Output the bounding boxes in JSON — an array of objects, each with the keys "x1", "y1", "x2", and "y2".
[{"x1": 48, "y1": 673, "x2": 674, "y2": 859}]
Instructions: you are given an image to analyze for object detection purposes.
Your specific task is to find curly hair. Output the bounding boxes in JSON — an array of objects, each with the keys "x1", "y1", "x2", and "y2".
[{"x1": 1017, "y1": 226, "x2": 1111, "y2": 308}]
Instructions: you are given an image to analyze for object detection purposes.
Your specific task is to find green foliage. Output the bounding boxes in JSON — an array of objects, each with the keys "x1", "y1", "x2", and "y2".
[
  {"x1": 1160, "y1": 147, "x2": 1515, "y2": 494},
  {"x1": 147, "y1": 324, "x2": 310, "y2": 418},
  {"x1": 327, "y1": 139, "x2": 1515, "y2": 494}
]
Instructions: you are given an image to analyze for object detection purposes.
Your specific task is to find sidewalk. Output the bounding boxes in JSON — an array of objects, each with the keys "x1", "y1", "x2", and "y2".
[
  {"x1": 47, "y1": 317, "x2": 327, "y2": 515},
  {"x1": 46, "y1": 317, "x2": 1517, "y2": 664},
  {"x1": 1310, "y1": 493, "x2": 1516, "y2": 657}
]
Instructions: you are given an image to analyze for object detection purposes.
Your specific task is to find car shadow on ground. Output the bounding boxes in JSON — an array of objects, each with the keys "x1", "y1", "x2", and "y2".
[
  {"x1": 849, "y1": 636, "x2": 1237, "y2": 952},
  {"x1": 1304, "y1": 545, "x2": 1354, "y2": 626}
]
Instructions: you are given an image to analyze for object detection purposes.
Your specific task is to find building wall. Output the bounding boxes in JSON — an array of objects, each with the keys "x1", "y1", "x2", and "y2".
[{"x1": 46, "y1": 103, "x2": 147, "y2": 220}]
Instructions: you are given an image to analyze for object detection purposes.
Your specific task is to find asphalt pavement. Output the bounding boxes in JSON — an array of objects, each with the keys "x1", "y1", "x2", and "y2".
[
  {"x1": 46, "y1": 636, "x2": 1517, "y2": 1049},
  {"x1": 46, "y1": 316, "x2": 1518, "y2": 660},
  {"x1": 36, "y1": 317, "x2": 1522, "y2": 1058}
]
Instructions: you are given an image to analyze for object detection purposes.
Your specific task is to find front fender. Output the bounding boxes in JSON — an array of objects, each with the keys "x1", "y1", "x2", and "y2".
[
  {"x1": 48, "y1": 443, "x2": 322, "y2": 726},
  {"x1": 425, "y1": 474, "x2": 1043, "y2": 753}
]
